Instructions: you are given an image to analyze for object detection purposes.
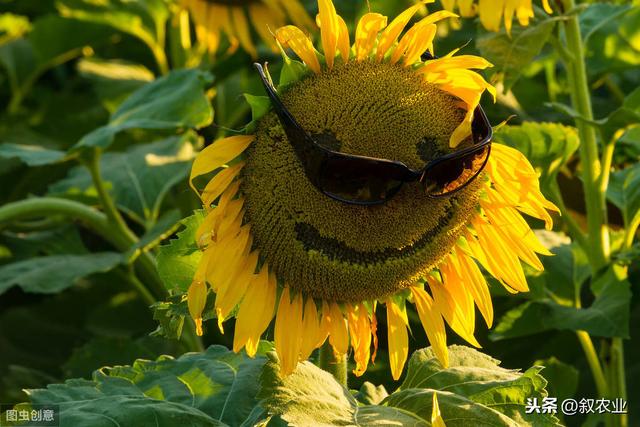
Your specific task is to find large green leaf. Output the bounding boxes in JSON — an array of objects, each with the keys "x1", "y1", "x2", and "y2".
[
  {"x1": 493, "y1": 122, "x2": 579, "y2": 192},
  {"x1": 258, "y1": 346, "x2": 559, "y2": 426},
  {"x1": 23, "y1": 346, "x2": 267, "y2": 427},
  {"x1": 0, "y1": 252, "x2": 121, "y2": 295},
  {"x1": 491, "y1": 266, "x2": 631, "y2": 340},
  {"x1": 579, "y1": 3, "x2": 633, "y2": 45},
  {"x1": 51, "y1": 133, "x2": 197, "y2": 224},
  {"x1": 156, "y1": 211, "x2": 204, "y2": 293},
  {"x1": 477, "y1": 16, "x2": 556, "y2": 90},
  {"x1": 398, "y1": 346, "x2": 558, "y2": 426},
  {"x1": 57, "y1": 0, "x2": 168, "y2": 55},
  {"x1": 77, "y1": 57, "x2": 155, "y2": 113},
  {"x1": 0, "y1": 15, "x2": 111, "y2": 101},
  {"x1": 607, "y1": 160, "x2": 640, "y2": 227},
  {"x1": 71, "y1": 69, "x2": 213, "y2": 153}
]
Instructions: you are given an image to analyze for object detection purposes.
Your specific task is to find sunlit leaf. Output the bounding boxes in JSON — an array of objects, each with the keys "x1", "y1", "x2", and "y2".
[
  {"x1": 25, "y1": 346, "x2": 267, "y2": 427},
  {"x1": 71, "y1": 69, "x2": 213, "y2": 153},
  {"x1": 156, "y1": 211, "x2": 203, "y2": 293},
  {"x1": 477, "y1": 16, "x2": 556, "y2": 90}
]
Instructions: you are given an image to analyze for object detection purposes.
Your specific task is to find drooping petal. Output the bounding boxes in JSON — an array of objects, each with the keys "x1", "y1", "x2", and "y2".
[
  {"x1": 478, "y1": 0, "x2": 505, "y2": 33},
  {"x1": 300, "y1": 298, "x2": 328, "y2": 360},
  {"x1": 276, "y1": 25, "x2": 322, "y2": 73},
  {"x1": 214, "y1": 250, "x2": 259, "y2": 328},
  {"x1": 427, "y1": 275, "x2": 480, "y2": 347},
  {"x1": 230, "y1": 6, "x2": 256, "y2": 58},
  {"x1": 354, "y1": 13, "x2": 388, "y2": 61},
  {"x1": 190, "y1": 135, "x2": 254, "y2": 194},
  {"x1": 386, "y1": 299, "x2": 409, "y2": 381},
  {"x1": 233, "y1": 266, "x2": 277, "y2": 357},
  {"x1": 275, "y1": 287, "x2": 304, "y2": 375},
  {"x1": 410, "y1": 286, "x2": 449, "y2": 368},
  {"x1": 324, "y1": 302, "x2": 349, "y2": 355},
  {"x1": 336, "y1": 15, "x2": 351, "y2": 63},
  {"x1": 347, "y1": 303, "x2": 372, "y2": 376},
  {"x1": 446, "y1": 249, "x2": 493, "y2": 328},
  {"x1": 187, "y1": 272, "x2": 207, "y2": 336}
]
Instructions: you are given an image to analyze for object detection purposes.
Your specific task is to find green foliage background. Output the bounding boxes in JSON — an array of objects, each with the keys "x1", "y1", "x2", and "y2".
[{"x1": 0, "y1": 0, "x2": 638, "y2": 426}]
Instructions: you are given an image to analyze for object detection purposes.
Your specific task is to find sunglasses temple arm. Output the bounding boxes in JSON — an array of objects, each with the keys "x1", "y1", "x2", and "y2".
[{"x1": 253, "y1": 63, "x2": 318, "y2": 153}]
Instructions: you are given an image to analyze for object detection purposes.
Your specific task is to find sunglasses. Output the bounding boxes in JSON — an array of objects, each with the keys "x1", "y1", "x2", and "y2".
[{"x1": 254, "y1": 61, "x2": 492, "y2": 206}]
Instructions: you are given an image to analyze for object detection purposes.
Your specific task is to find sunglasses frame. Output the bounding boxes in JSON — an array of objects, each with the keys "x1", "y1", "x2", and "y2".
[{"x1": 254, "y1": 60, "x2": 493, "y2": 206}]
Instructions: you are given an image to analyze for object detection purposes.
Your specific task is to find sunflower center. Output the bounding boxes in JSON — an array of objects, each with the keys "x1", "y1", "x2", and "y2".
[{"x1": 242, "y1": 61, "x2": 481, "y2": 302}]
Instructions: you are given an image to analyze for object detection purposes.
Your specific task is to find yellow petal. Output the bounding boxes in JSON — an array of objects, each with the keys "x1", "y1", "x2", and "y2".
[
  {"x1": 190, "y1": 135, "x2": 254, "y2": 195},
  {"x1": 449, "y1": 249, "x2": 494, "y2": 327},
  {"x1": 300, "y1": 298, "x2": 328, "y2": 360},
  {"x1": 230, "y1": 6, "x2": 256, "y2": 58},
  {"x1": 386, "y1": 299, "x2": 409, "y2": 381},
  {"x1": 354, "y1": 13, "x2": 387, "y2": 62},
  {"x1": 542, "y1": 0, "x2": 553, "y2": 14},
  {"x1": 427, "y1": 275, "x2": 481, "y2": 347},
  {"x1": 478, "y1": 0, "x2": 505, "y2": 33},
  {"x1": 201, "y1": 162, "x2": 244, "y2": 207},
  {"x1": 324, "y1": 302, "x2": 349, "y2": 355},
  {"x1": 376, "y1": 1, "x2": 434, "y2": 61},
  {"x1": 318, "y1": 0, "x2": 341, "y2": 69},
  {"x1": 347, "y1": 303, "x2": 372, "y2": 376},
  {"x1": 432, "y1": 392, "x2": 447, "y2": 427},
  {"x1": 410, "y1": 286, "x2": 449, "y2": 368},
  {"x1": 215, "y1": 250, "x2": 259, "y2": 327},
  {"x1": 187, "y1": 278, "x2": 207, "y2": 337},
  {"x1": 392, "y1": 23, "x2": 437, "y2": 66},
  {"x1": 233, "y1": 265, "x2": 276, "y2": 356},
  {"x1": 275, "y1": 25, "x2": 321, "y2": 73},
  {"x1": 275, "y1": 287, "x2": 304, "y2": 375},
  {"x1": 337, "y1": 15, "x2": 350, "y2": 63}
]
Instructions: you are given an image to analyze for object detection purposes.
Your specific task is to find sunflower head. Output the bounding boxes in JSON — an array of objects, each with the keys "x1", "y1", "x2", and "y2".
[{"x1": 188, "y1": 0, "x2": 558, "y2": 381}]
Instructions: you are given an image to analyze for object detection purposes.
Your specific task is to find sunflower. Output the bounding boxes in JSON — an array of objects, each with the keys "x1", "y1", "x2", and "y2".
[
  {"x1": 181, "y1": 0, "x2": 313, "y2": 57},
  {"x1": 187, "y1": 0, "x2": 558, "y2": 380},
  {"x1": 441, "y1": 0, "x2": 553, "y2": 34}
]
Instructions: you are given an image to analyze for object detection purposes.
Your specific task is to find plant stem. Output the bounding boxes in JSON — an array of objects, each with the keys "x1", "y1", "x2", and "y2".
[
  {"x1": 0, "y1": 198, "x2": 121, "y2": 246},
  {"x1": 576, "y1": 331, "x2": 609, "y2": 398},
  {"x1": 318, "y1": 341, "x2": 348, "y2": 387},
  {"x1": 561, "y1": 0, "x2": 608, "y2": 270}
]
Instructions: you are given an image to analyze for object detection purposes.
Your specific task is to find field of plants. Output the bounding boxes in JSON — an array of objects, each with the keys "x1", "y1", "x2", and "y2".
[{"x1": 0, "y1": 0, "x2": 638, "y2": 426}]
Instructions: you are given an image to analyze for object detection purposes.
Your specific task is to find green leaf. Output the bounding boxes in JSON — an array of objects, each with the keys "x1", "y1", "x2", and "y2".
[
  {"x1": 57, "y1": 0, "x2": 169, "y2": 52},
  {"x1": 491, "y1": 267, "x2": 631, "y2": 340},
  {"x1": 52, "y1": 133, "x2": 197, "y2": 224},
  {"x1": 607, "y1": 162, "x2": 640, "y2": 226},
  {"x1": 156, "y1": 211, "x2": 204, "y2": 293},
  {"x1": 77, "y1": 57, "x2": 155, "y2": 113},
  {"x1": 279, "y1": 58, "x2": 307, "y2": 88},
  {"x1": 477, "y1": 17, "x2": 556, "y2": 90},
  {"x1": 0, "y1": 143, "x2": 65, "y2": 166},
  {"x1": 579, "y1": 3, "x2": 632, "y2": 45},
  {"x1": 353, "y1": 382, "x2": 388, "y2": 405},
  {"x1": 0, "y1": 252, "x2": 121, "y2": 295},
  {"x1": 259, "y1": 346, "x2": 558, "y2": 426},
  {"x1": 399, "y1": 346, "x2": 559, "y2": 426},
  {"x1": 493, "y1": 122, "x2": 579, "y2": 192},
  {"x1": 70, "y1": 69, "x2": 213, "y2": 153},
  {"x1": 25, "y1": 346, "x2": 267, "y2": 427},
  {"x1": 532, "y1": 357, "x2": 579, "y2": 404}
]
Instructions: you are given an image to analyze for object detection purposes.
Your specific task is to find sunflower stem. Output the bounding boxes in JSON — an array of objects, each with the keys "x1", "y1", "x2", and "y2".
[
  {"x1": 318, "y1": 341, "x2": 348, "y2": 387},
  {"x1": 560, "y1": 2, "x2": 627, "y2": 425}
]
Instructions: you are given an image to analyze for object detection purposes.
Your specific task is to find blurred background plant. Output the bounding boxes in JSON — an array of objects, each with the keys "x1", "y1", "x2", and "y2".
[{"x1": 0, "y1": 0, "x2": 638, "y2": 426}]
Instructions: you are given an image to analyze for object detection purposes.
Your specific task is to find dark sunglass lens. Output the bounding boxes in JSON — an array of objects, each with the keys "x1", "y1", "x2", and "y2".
[
  {"x1": 424, "y1": 145, "x2": 490, "y2": 196},
  {"x1": 318, "y1": 157, "x2": 404, "y2": 204}
]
